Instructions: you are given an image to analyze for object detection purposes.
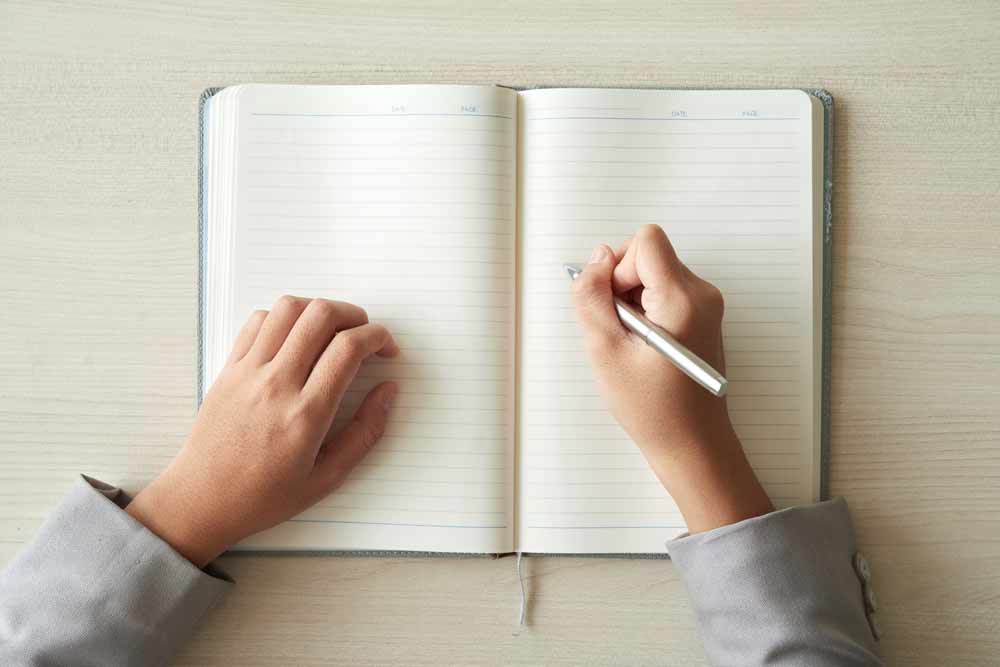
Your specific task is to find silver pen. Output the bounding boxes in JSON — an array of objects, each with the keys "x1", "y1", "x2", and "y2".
[{"x1": 563, "y1": 264, "x2": 728, "y2": 397}]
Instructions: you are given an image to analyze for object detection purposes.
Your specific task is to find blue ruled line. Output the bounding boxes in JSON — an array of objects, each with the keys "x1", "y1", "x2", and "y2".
[
  {"x1": 527, "y1": 116, "x2": 800, "y2": 122},
  {"x1": 288, "y1": 518, "x2": 505, "y2": 529},
  {"x1": 527, "y1": 525, "x2": 681, "y2": 529},
  {"x1": 252, "y1": 112, "x2": 513, "y2": 119}
]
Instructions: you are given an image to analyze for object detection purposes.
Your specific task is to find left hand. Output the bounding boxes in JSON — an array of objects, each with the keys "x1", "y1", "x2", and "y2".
[{"x1": 126, "y1": 295, "x2": 399, "y2": 566}]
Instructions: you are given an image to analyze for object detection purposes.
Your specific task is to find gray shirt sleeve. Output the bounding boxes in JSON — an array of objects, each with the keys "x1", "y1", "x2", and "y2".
[
  {"x1": 1, "y1": 477, "x2": 881, "y2": 666},
  {"x1": 667, "y1": 497, "x2": 882, "y2": 667},
  {"x1": 0, "y1": 475, "x2": 232, "y2": 667}
]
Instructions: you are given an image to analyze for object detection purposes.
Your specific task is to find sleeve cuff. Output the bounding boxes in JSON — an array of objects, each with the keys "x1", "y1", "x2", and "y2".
[
  {"x1": 666, "y1": 498, "x2": 881, "y2": 666},
  {"x1": 667, "y1": 497, "x2": 855, "y2": 556},
  {"x1": 0, "y1": 475, "x2": 232, "y2": 666},
  {"x1": 80, "y1": 474, "x2": 234, "y2": 584}
]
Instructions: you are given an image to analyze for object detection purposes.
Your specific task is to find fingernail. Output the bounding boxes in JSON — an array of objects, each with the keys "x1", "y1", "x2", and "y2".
[{"x1": 589, "y1": 245, "x2": 609, "y2": 264}]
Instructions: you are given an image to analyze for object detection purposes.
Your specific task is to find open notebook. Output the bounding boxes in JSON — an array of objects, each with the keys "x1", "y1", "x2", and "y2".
[{"x1": 199, "y1": 84, "x2": 830, "y2": 554}]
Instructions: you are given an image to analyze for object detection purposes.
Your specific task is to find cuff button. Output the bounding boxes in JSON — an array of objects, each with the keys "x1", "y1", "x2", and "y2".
[
  {"x1": 865, "y1": 584, "x2": 879, "y2": 612},
  {"x1": 853, "y1": 552, "x2": 872, "y2": 583},
  {"x1": 868, "y1": 611, "x2": 882, "y2": 641}
]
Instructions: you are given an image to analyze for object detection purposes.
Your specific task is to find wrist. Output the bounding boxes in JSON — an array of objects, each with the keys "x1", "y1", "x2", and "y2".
[
  {"x1": 640, "y1": 425, "x2": 774, "y2": 534},
  {"x1": 126, "y1": 476, "x2": 229, "y2": 568}
]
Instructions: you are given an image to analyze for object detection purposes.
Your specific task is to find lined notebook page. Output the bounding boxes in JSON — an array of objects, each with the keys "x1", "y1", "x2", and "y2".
[
  {"x1": 217, "y1": 85, "x2": 517, "y2": 552},
  {"x1": 516, "y1": 89, "x2": 822, "y2": 553}
]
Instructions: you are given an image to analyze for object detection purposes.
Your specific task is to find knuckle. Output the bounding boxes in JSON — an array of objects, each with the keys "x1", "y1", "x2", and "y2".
[
  {"x1": 637, "y1": 223, "x2": 666, "y2": 242},
  {"x1": 310, "y1": 298, "x2": 339, "y2": 324},
  {"x1": 356, "y1": 417, "x2": 384, "y2": 450},
  {"x1": 369, "y1": 323, "x2": 389, "y2": 342},
  {"x1": 344, "y1": 301, "x2": 369, "y2": 323},
  {"x1": 274, "y1": 294, "x2": 301, "y2": 311},
  {"x1": 666, "y1": 283, "x2": 725, "y2": 339},
  {"x1": 705, "y1": 283, "x2": 725, "y2": 318},
  {"x1": 335, "y1": 328, "x2": 364, "y2": 358},
  {"x1": 640, "y1": 287, "x2": 663, "y2": 312},
  {"x1": 289, "y1": 397, "x2": 320, "y2": 427},
  {"x1": 313, "y1": 298, "x2": 337, "y2": 315},
  {"x1": 257, "y1": 367, "x2": 286, "y2": 401}
]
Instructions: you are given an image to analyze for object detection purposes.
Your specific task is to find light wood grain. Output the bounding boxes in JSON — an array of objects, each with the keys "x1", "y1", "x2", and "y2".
[{"x1": 2, "y1": 1, "x2": 999, "y2": 664}]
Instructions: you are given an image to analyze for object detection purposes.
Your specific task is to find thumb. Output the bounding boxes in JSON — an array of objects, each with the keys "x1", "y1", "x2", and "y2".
[
  {"x1": 306, "y1": 381, "x2": 397, "y2": 502},
  {"x1": 571, "y1": 244, "x2": 627, "y2": 353}
]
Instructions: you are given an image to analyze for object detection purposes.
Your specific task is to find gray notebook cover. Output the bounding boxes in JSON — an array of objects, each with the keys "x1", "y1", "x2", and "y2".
[{"x1": 196, "y1": 86, "x2": 835, "y2": 557}]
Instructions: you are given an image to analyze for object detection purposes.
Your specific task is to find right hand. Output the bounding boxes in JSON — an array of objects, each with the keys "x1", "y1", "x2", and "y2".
[{"x1": 571, "y1": 225, "x2": 773, "y2": 533}]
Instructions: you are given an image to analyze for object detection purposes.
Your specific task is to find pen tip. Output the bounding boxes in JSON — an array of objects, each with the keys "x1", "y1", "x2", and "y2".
[{"x1": 563, "y1": 263, "x2": 582, "y2": 279}]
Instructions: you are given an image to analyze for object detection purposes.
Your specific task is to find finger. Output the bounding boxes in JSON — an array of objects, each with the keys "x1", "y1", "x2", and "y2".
[
  {"x1": 247, "y1": 295, "x2": 311, "y2": 364},
  {"x1": 614, "y1": 239, "x2": 631, "y2": 262},
  {"x1": 274, "y1": 299, "x2": 369, "y2": 385},
  {"x1": 303, "y1": 322, "x2": 400, "y2": 410},
  {"x1": 571, "y1": 244, "x2": 628, "y2": 353},
  {"x1": 611, "y1": 224, "x2": 686, "y2": 294},
  {"x1": 226, "y1": 309, "x2": 268, "y2": 366},
  {"x1": 305, "y1": 381, "x2": 397, "y2": 501}
]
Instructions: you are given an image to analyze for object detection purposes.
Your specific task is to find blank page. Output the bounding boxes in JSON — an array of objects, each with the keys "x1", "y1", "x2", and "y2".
[
  {"x1": 204, "y1": 84, "x2": 517, "y2": 553},
  {"x1": 516, "y1": 89, "x2": 823, "y2": 553}
]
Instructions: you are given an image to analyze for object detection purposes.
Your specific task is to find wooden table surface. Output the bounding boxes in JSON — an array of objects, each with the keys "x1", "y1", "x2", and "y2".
[{"x1": 2, "y1": 1, "x2": 999, "y2": 664}]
